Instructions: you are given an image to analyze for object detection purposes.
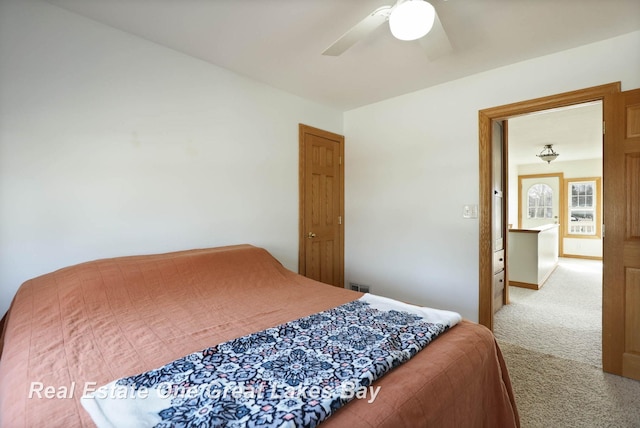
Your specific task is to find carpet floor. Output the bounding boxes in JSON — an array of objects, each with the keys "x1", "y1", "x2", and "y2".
[
  {"x1": 500, "y1": 342, "x2": 640, "y2": 428},
  {"x1": 494, "y1": 258, "x2": 640, "y2": 427}
]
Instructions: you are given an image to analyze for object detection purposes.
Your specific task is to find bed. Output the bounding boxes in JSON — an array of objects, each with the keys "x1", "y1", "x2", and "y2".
[{"x1": 0, "y1": 244, "x2": 519, "y2": 427}]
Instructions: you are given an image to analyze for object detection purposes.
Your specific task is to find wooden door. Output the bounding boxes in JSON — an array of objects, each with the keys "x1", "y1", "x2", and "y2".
[
  {"x1": 298, "y1": 124, "x2": 344, "y2": 287},
  {"x1": 603, "y1": 88, "x2": 640, "y2": 380}
]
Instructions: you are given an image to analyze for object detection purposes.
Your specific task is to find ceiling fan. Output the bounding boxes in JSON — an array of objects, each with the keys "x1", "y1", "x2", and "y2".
[{"x1": 322, "y1": 0, "x2": 452, "y2": 59}]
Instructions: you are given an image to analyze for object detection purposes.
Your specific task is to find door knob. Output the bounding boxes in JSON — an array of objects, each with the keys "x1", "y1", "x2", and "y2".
[{"x1": 307, "y1": 232, "x2": 316, "y2": 238}]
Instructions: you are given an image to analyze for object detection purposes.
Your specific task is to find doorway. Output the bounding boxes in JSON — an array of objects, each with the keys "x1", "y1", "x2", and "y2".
[
  {"x1": 499, "y1": 112, "x2": 601, "y2": 364},
  {"x1": 478, "y1": 82, "x2": 623, "y2": 370},
  {"x1": 481, "y1": 84, "x2": 640, "y2": 380}
]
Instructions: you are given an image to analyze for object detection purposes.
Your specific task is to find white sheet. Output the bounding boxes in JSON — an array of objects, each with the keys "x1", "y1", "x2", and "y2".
[{"x1": 359, "y1": 293, "x2": 461, "y2": 328}]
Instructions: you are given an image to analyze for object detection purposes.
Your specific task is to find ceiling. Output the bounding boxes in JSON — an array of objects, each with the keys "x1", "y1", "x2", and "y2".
[
  {"x1": 508, "y1": 102, "x2": 603, "y2": 166},
  {"x1": 47, "y1": 0, "x2": 640, "y2": 111}
]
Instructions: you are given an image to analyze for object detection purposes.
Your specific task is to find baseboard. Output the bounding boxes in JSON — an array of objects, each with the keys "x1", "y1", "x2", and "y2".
[
  {"x1": 509, "y1": 281, "x2": 540, "y2": 290},
  {"x1": 509, "y1": 264, "x2": 558, "y2": 291},
  {"x1": 561, "y1": 254, "x2": 603, "y2": 261}
]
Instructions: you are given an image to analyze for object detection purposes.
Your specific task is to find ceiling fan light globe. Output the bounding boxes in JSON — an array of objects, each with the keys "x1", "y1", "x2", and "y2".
[{"x1": 389, "y1": 0, "x2": 436, "y2": 41}]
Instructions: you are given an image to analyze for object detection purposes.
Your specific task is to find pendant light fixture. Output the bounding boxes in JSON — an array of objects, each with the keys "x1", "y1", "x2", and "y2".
[{"x1": 536, "y1": 144, "x2": 560, "y2": 163}]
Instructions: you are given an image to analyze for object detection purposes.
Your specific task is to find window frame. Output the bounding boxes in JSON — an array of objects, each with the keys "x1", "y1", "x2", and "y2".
[{"x1": 564, "y1": 177, "x2": 602, "y2": 239}]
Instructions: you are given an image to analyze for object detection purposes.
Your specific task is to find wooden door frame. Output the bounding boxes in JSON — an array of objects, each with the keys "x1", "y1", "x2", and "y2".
[
  {"x1": 478, "y1": 82, "x2": 620, "y2": 331},
  {"x1": 298, "y1": 124, "x2": 345, "y2": 286}
]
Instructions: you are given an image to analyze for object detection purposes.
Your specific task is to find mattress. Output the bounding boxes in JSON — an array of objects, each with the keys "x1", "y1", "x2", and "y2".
[{"x1": 0, "y1": 244, "x2": 519, "y2": 427}]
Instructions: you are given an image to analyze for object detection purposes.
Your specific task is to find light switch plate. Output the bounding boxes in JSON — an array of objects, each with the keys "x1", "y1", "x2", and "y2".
[{"x1": 463, "y1": 204, "x2": 478, "y2": 218}]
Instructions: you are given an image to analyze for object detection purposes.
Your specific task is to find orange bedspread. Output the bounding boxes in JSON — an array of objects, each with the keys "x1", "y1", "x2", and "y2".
[{"x1": 0, "y1": 244, "x2": 519, "y2": 427}]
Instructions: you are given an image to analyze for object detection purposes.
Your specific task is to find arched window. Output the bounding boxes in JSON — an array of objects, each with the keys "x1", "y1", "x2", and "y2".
[{"x1": 527, "y1": 184, "x2": 553, "y2": 219}]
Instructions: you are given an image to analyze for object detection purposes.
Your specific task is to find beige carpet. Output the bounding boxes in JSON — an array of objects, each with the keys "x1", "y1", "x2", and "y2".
[
  {"x1": 494, "y1": 258, "x2": 640, "y2": 427},
  {"x1": 500, "y1": 342, "x2": 640, "y2": 428},
  {"x1": 495, "y1": 257, "x2": 602, "y2": 367}
]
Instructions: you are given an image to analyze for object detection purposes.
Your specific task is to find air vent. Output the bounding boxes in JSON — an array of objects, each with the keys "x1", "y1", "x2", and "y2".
[{"x1": 349, "y1": 282, "x2": 370, "y2": 293}]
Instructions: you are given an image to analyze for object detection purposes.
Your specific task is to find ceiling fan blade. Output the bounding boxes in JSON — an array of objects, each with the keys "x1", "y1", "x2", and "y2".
[
  {"x1": 322, "y1": 6, "x2": 392, "y2": 56},
  {"x1": 418, "y1": 10, "x2": 453, "y2": 60}
]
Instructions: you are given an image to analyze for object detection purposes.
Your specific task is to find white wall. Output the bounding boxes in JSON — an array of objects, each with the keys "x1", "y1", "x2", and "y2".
[
  {"x1": 0, "y1": 0, "x2": 343, "y2": 315},
  {"x1": 344, "y1": 30, "x2": 640, "y2": 321},
  {"x1": 517, "y1": 158, "x2": 603, "y2": 179},
  {"x1": 2, "y1": 1, "x2": 638, "y2": 322},
  {"x1": 517, "y1": 159, "x2": 603, "y2": 258}
]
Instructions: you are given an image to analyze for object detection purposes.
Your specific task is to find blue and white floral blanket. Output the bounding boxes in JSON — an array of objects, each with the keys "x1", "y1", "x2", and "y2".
[{"x1": 81, "y1": 294, "x2": 461, "y2": 428}]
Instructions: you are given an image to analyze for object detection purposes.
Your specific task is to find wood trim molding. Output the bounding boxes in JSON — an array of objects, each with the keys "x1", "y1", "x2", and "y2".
[
  {"x1": 509, "y1": 281, "x2": 541, "y2": 290},
  {"x1": 478, "y1": 82, "x2": 620, "y2": 331},
  {"x1": 478, "y1": 110, "x2": 494, "y2": 329},
  {"x1": 510, "y1": 263, "x2": 559, "y2": 290},
  {"x1": 564, "y1": 176, "x2": 602, "y2": 239},
  {"x1": 562, "y1": 254, "x2": 603, "y2": 261},
  {"x1": 480, "y1": 83, "x2": 620, "y2": 121}
]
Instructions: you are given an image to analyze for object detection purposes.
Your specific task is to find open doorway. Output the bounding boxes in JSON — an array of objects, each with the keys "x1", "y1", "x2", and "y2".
[
  {"x1": 477, "y1": 82, "x2": 623, "y2": 370},
  {"x1": 478, "y1": 83, "x2": 618, "y2": 329},
  {"x1": 493, "y1": 101, "x2": 603, "y2": 366}
]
